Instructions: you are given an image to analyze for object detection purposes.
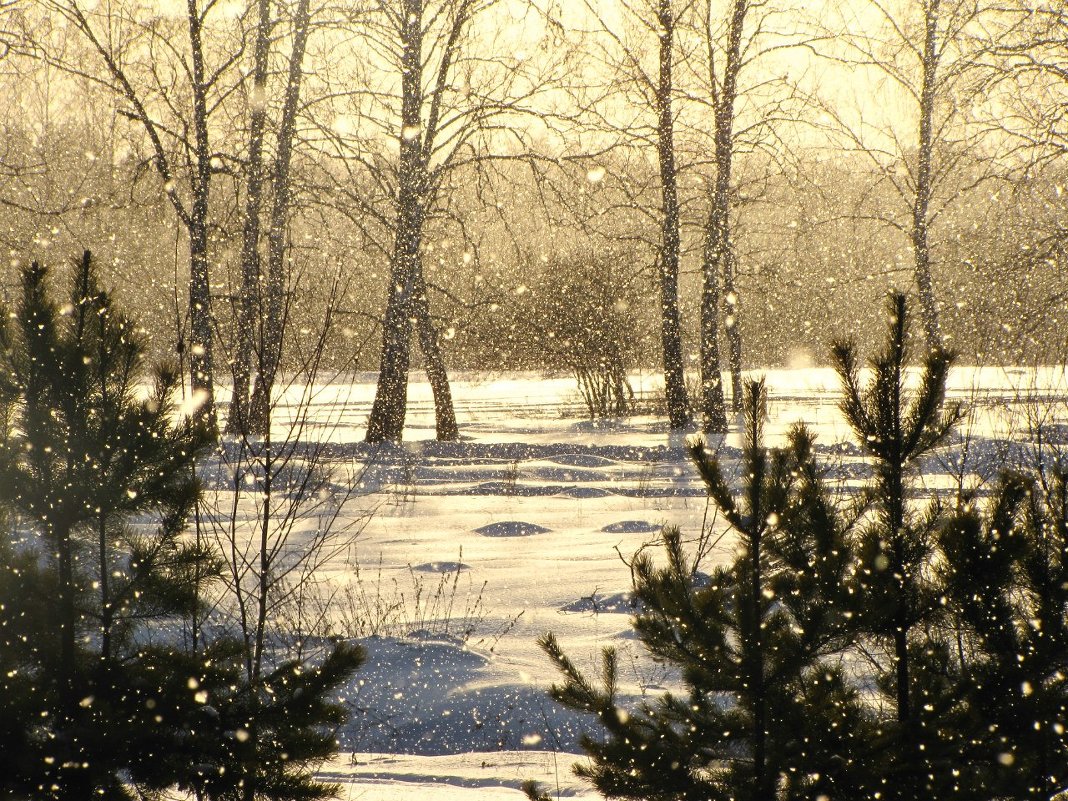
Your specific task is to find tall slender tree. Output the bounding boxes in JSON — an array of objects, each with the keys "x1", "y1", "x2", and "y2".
[
  {"x1": 820, "y1": 0, "x2": 1003, "y2": 352},
  {"x1": 229, "y1": 0, "x2": 276, "y2": 435},
  {"x1": 245, "y1": 0, "x2": 314, "y2": 437},
  {"x1": 572, "y1": 0, "x2": 693, "y2": 428},
  {"x1": 43, "y1": 0, "x2": 243, "y2": 427},
  {"x1": 696, "y1": 0, "x2": 748, "y2": 426},
  {"x1": 684, "y1": 0, "x2": 807, "y2": 427},
  {"x1": 307, "y1": 0, "x2": 566, "y2": 442},
  {"x1": 364, "y1": 0, "x2": 456, "y2": 442},
  {"x1": 229, "y1": 0, "x2": 315, "y2": 436},
  {"x1": 654, "y1": 0, "x2": 691, "y2": 429}
]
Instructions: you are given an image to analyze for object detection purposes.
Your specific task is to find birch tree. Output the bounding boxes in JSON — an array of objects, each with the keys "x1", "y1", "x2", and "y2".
[
  {"x1": 654, "y1": 0, "x2": 693, "y2": 429},
  {"x1": 696, "y1": 0, "x2": 747, "y2": 428},
  {"x1": 41, "y1": 0, "x2": 249, "y2": 428},
  {"x1": 229, "y1": 0, "x2": 314, "y2": 436},
  {"x1": 557, "y1": 0, "x2": 803, "y2": 433},
  {"x1": 981, "y1": 2, "x2": 1067, "y2": 166},
  {"x1": 307, "y1": 0, "x2": 568, "y2": 443},
  {"x1": 820, "y1": 0, "x2": 1001, "y2": 352},
  {"x1": 570, "y1": 0, "x2": 695, "y2": 429},
  {"x1": 683, "y1": 0, "x2": 807, "y2": 428}
]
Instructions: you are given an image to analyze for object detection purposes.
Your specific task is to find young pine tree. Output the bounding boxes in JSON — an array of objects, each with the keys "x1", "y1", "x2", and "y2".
[
  {"x1": 0, "y1": 253, "x2": 215, "y2": 799},
  {"x1": 193, "y1": 641, "x2": 365, "y2": 801},
  {"x1": 938, "y1": 466, "x2": 1068, "y2": 800},
  {"x1": 535, "y1": 381, "x2": 873, "y2": 801},
  {"x1": 832, "y1": 292, "x2": 965, "y2": 799},
  {"x1": 0, "y1": 254, "x2": 365, "y2": 801}
]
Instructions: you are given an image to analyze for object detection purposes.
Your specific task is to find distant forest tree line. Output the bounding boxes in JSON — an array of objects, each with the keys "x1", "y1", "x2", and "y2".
[{"x1": 0, "y1": 0, "x2": 1063, "y2": 437}]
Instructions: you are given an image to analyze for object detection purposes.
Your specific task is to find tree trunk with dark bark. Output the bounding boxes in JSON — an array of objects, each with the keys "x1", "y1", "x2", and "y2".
[
  {"x1": 656, "y1": 0, "x2": 691, "y2": 430},
  {"x1": 366, "y1": 0, "x2": 425, "y2": 443},
  {"x1": 717, "y1": 0, "x2": 747, "y2": 414},
  {"x1": 228, "y1": 0, "x2": 272, "y2": 436},
  {"x1": 724, "y1": 245, "x2": 743, "y2": 410},
  {"x1": 187, "y1": 0, "x2": 216, "y2": 430},
  {"x1": 56, "y1": 519, "x2": 77, "y2": 708},
  {"x1": 413, "y1": 263, "x2": 459, "y2": 440},
  {"x1": 188, "y1": 214, "x2": 215, "y2": 427},
  {"x1": 700, "y1": 0, "x2": 748, "y2": 429},
  {"x1": 366, "y1": 0, "x2": 462, "y2": 442},
  {"x1": 700, "y1": 204, "x2": 729, "y2": 433},
  {"x1": 913, "y1": 0, "x2": 945, "y2": 352}
]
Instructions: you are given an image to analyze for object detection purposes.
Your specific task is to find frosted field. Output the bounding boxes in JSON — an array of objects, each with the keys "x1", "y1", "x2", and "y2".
[{"x1": 213, "y1": 367, "x2": 1068, "y2": 800}]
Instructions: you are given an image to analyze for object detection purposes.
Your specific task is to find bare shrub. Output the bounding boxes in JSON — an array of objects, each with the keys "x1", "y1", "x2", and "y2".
[{"x1": 503, "y1": 248, "x2": 648, "y2": 418}]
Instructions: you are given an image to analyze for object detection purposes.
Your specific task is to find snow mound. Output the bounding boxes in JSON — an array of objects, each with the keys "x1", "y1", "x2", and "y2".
[
  {"x1": 601, "y1": 520, "x2": 662, "y2": 534},
  {"x1": 474, "y1": 521, "x2": 550, "y2": 537},
  {"x1": 340, "y1": 636, "x2": 597, "y2": 755},
  {"x1": 560, "y1": 591, "x2": 638, "y2": 614},
  {"x1": 547, "y1": 453, "x2": 617, "y2": 467},
  {"x1": 411, "y1": 561, "x2": 469, "y2": 573},
  {"x1": 556, "y1": 486, "x2": 613, "y2": 499}
]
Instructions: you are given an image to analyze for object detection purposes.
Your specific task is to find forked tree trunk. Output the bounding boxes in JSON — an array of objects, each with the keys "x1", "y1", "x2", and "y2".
[
  {"x1": 656, "y1": 0, "x2": 691, "y2": 430},
  {"x1": 366, "y1": 241, "x2": 418, "y2": 443},
  {"x1": 366, "y1": 0, "x2": 460, "y2": 443},
  {"x1": 414, "y1": 264, "x2": 459, "y2": 440},
  {"x1": 245, "y1": 237, "x2": 286, "y2": 436},
  {"x1": 247, "y1": 0, "x2": 312, "y2": 436},
  {"x1": 699, "y1": 0, "x2": 748, "y2": 429},
  {"x1": 366, "y1": 1, "x2": 424, "y2": 443},
  {"x1": 367, "y1": 203, "x2": 459, "y2": 444}
]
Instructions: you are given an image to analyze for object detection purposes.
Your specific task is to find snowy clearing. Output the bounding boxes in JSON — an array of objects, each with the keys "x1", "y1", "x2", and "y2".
[{"x1": 226, "y1": 368, "x2": 1066, "y2": 799}]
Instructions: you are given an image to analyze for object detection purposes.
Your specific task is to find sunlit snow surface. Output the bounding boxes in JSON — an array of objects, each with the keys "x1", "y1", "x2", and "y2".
[{"x1": 216, "y1": 368, "x2": 1067, "y2": 798}]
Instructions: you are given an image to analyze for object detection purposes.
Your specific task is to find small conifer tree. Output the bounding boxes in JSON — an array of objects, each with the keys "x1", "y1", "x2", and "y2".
[
  {"x1": 164, "y1": 640, "x2": 364, "y2": 801},
  {"x1": 938, "y1": 467, "x2": 1068, "y2": 799},
  {"x1": 832, "y1": 292, "x2": 965, "y2": 799},
  {"x1": 0, "y1": 253, "x2": 364, "y2": 801},
  {"x1": 536, "y1": 381, "x2": 873, "y2": 801},
  {"x1": 0, "y1": 253, "x2": 215, "y2": 799},
  {"x1": 532, "y1": 292, "x2": 1067, "y2": 801}
]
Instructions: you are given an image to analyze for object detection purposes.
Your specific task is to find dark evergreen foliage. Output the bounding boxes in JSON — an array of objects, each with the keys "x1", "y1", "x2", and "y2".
[
  {"x1": 831, "y1": 291, "x2": 966, "y2": 799},
  {"x1": 537, "y1": 381, "x2": 872, "y2": 801},
  {"x1": 832, "y1": 293, "x2": 961, "y2": 718},
  {"x1": 0, "y1": 253, "x2": 364, "y2": 801},
  {"x1": 171, "y1": 640, "x2": 364, "y2": 801},
  {"x1": 534, "y1": 292, "x2": 1068, "y2": 801},
  {"x1": 938, "y1": 468, "x2": 1068, "y2": 800},
  {"x1": 0, "y1": 252, "x2": 215, "y2": 799}
]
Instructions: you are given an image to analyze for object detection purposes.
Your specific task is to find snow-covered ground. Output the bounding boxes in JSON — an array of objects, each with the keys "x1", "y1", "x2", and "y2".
[{"x1": 238, "y1": 367, "x2": 1068, "y2": 799}]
